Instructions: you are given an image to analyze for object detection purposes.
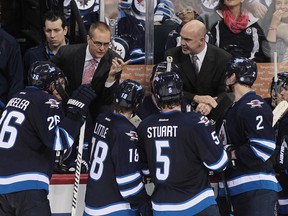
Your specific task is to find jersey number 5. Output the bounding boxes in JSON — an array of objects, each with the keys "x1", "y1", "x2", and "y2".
[{"x1": 156, "y1": 140, "x2": 170, "y2": 181}]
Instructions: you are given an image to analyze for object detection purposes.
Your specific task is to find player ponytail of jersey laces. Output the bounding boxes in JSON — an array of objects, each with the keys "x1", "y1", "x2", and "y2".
[
  {"x1": 153, "y1": 72, "x2": 183, "y2": 102},
  {"x1": 226, "y1": 57, "x2": 257, "y2": 86},
  {"x1": 115, "y1": 79, "x2": 144, "y2": 111},
  {"x1": 28, "y1": 61, "x2": 67, "y2": 91}
]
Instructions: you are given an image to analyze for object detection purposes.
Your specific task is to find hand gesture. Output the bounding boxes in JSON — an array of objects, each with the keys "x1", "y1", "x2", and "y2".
[{"x1": 107, "y1": 57, "x2": 130, "y2": 82}]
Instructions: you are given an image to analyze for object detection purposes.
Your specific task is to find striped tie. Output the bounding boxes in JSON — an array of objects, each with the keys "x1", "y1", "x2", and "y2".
[{"x1": 82, "y1": 59, "x2": 97, "y2": 84}]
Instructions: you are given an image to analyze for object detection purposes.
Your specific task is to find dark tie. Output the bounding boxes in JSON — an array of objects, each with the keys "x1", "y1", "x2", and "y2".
[
  {"x1": 82, "y1": 59, "x2": 97, "y2": 84},
  {"x1": 191, "y1": 55, "x2": 199, "y2": 74}
]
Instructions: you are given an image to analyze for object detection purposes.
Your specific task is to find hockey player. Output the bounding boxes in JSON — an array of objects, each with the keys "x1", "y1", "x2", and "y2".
[
  {"x1": 136, "y1": 60, "x2": 184, "y2": 120},
  {"x1": 137, "y1": 72, "x2": 229, "y2": 215},
  {"x1": 0, "y1": 61, "x2": 96, "y2": 216},
  {"x1": 84, "y1": 79, "x2": 152, "y2": 216},
  {"x1": 218, "y1": 57, "x2": 281, "y2": 216},
  {"x1": 268, "y1": 72, "x2": 288, "y2": 215}
]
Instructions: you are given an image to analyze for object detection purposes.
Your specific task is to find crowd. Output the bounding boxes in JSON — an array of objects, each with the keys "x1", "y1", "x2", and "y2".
[{"x1": 0, "y1": 0, "x2": 288, "y2": 215}]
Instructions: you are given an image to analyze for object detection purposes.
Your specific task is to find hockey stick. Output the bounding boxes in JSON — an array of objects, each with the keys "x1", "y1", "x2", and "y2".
[
  {"x1": 273, "y1": 100, "x2": 288, "y2": 127},
  {"x1": 71, "y1": 121, "x2": 86, "y2": 216}
]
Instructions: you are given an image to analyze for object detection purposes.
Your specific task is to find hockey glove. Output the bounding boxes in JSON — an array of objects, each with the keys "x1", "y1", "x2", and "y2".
[
  {"x1": 223, "y1": 144, "x2": 237, "y2": 168},
  {"x1": 276, "y1": 136, "x2": 288, "y2": 170},
  {"x1": 67, "y1": 84, "x2": 96, "y2": 117}
]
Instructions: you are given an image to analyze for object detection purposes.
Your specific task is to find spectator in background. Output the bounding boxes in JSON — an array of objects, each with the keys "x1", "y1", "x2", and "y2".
[
  {"x1": 0, "y1": 27, "x2": 24, "y2": 113},
  {"x1": 165, "y1": 20, "x2": 232, "y2": 116},
  {"x1": 262, "y1": 0, "x2": 288, "y2": 62},
  {"x1": 23, "y1": 10, "x2": 68, "y2": 85},
  {"x1": 210, "y1": 0, "x2": 269, "y2": 62}
]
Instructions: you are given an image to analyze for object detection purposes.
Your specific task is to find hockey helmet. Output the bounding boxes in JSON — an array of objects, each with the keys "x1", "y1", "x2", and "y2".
[
  {"x1": 28, "y1": 61, "x2": 67, "y2": 91},
  {"x1": 153, "y1": 72, "x2": 183, "y2": 102},
  {"x1": 270, "y1": 72, "x2": 288, "y2": 93},
  {"x1": 226, "y1": 57, "x2": 257, "y2": 86},
  {"x1": 115, "y1": 79, "x2": 144, "y2": 110},
  {"x1": 150, "y1": 60, "x2": 180, "y2": 82}
]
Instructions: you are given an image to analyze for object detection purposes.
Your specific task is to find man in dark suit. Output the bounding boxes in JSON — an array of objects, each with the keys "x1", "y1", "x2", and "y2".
[
  {"x1": 51, "y1": 21, "x2": 129, "y2": 172},
  {"x1": 52, "y1": 21, "x2": 129, "y2": 119},
  {"x1": 165, "y1": 20, "x2": 232, "y2": 116}
]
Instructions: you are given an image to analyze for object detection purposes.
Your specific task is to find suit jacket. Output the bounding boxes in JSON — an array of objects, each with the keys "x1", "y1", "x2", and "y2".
[
  {"x1": 165, "y1": 44, "x2": 232, "y2": 103},
  {"x1": 51, "y1": 43, "x2": 121, "y2": 119}
]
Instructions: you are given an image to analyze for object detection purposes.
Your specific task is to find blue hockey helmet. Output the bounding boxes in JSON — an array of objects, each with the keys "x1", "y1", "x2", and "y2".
[
  {"x1": 115, "y1": 79, "x2": 144, "y2": 110},
  {"x1": 226, "y1": 57, "x2": 257, "y2": 86},
  {"x1": 28, "y1": 61, "x2": 67, "y2": 91},
  {"x1": 153, "y1": 72, "x2": 183, "y2": 102}
]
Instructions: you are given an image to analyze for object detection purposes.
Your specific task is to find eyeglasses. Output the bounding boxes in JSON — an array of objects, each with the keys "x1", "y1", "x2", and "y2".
[
  {"x1": 89, "y1": 37, "x2": 110, "y2": 48},
  {"x1": 176, "y1": 9, "x2": 194, "y2": 17}
]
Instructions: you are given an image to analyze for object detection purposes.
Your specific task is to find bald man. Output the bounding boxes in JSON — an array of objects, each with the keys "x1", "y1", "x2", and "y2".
[{"x1": 165, "y1": 20, "x2": 232, "y2": 116}]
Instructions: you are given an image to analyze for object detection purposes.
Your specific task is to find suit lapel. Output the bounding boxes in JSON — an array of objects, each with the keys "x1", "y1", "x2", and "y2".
[
  {"x1": 74, "y1": 45, "x2": 86, "y2": 87},
  {"x1": 180, "y1": 52, "x2": 197, "y2": 86},
  {"x1": 198, "y1": 45, "x2": 212, "y2": 80}
]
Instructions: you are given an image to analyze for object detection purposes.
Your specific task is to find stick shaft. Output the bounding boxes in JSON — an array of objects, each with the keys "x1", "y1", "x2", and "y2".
[{"x1": 71, "y1": 121, "x2": 86, "y2": 216}]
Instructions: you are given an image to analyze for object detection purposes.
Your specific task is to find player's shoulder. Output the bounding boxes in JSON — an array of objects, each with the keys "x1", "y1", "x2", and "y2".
[
  {"x1": 240, "y1": 91, "x2": 270, "y2": 110},
  {"x1": 99, "y1": 113, "x2": 136, "y2": 132}
]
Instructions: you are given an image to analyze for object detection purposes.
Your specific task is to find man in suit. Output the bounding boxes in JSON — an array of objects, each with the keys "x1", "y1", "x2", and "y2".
[
  {"x1": 165, "y1": 20, "x2": 232, "y2": 116},
  {"x1": 51, "y1": 21, "x2": 129, "y2": 172},
  {"x1": 52, "y1": 21, "x2": 129, "y2": 118}
]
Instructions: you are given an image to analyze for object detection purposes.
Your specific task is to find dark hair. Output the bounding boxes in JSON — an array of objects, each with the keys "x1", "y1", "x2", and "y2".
[{"x1": 42, "y1": 10, "x2": 67, "y2": 29}]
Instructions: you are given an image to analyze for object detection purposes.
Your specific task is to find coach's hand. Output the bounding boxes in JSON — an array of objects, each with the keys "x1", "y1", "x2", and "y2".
[{"x1": 67, "y1": 84, "x2": 96, "y2": 117}]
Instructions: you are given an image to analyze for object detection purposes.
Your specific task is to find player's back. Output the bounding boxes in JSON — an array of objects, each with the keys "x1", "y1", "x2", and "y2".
[
  {"x1": 85, "y1": 112, "x2": 144, "y2": 216},
  {"x1": 0, "y1": 87, "x2": 64, "y2": 193},
  {"x1": 138, "y1": 110, "x2": 228, "y2": 213}
]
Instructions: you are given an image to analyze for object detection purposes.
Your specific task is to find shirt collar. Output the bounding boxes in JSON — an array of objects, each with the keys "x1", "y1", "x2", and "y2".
[
  {"x1": 85, "y1": 45, "x2": 101, "y2": 62},
  {"x1": 195, "y1": 43, "x2": 207, "y2": 63}
]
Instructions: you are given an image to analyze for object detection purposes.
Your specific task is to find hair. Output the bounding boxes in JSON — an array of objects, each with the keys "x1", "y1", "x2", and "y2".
[
  {"x1": 88, "y1": 21, "x2": 111, "y2": 37},
  {"x1": 42, "y1": 10, "x2": 67, "y2": 29},
  {"x1": 156, "y1": 98, "x2": 182, "y2": 110},
  {"x1": 113, "y1": 104, "x2": 133, "y2": 114},
  {"x1": 216, "y1": 0, "x2": 250, "y2": 12}
]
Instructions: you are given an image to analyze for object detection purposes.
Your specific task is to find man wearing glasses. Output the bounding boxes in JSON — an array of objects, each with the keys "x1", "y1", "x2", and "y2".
[{"x1": 51, "y1": 21, "x2": 129, "y2": 173}]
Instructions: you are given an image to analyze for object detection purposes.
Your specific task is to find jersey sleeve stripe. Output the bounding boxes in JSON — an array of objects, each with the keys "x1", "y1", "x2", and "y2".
[
  {"x1": 53, "y1": 126, "x2": 74, "y2": 150},
  {"x1": 249, "y1": 138, "x2": 276, "y2": 151},
  {"x1": 142, "y1": 169, "x2": 150, "y2": 176},
  {"x1": 120, "y1": 182, "x2": 144, "y2": 198},
  {"x1": 250, "y1": 146, "x2": 270, "y2": 161},
  {"x1": 116, "y1": 171, "x2": 141, "y2": 185},
  {"x1": 203, "y1": 150, "x2": 229, "y2": 171}
]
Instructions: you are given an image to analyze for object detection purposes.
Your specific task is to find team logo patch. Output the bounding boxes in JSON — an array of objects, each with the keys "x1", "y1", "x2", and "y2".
[
  {"x1": 126, "y1": 130, "x2": 138, "y2": 141},
  {"x1": 198, "y1": 116, "x2": 210, "y2": 126},
  {"x1": 45, "y1": 99, "x2": 60, "y2": 109},
  {"x1": 201, "y1": 0, "x2": 219, "y2": 9},
  {"x1": 246, "y1": 99, "x2": 263, "y2": 108},
  {"x1": 245, "y1": 27, "x2": 252, "y2": 35}
]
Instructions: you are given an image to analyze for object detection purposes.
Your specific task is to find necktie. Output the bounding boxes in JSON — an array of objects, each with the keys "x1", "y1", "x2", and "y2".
[
  {"x1": 191, "y1": 55, "x2": 199, "y2": 74},
  {"x1": 82, "y1": 59, "x2": 97, "y2": 84}
]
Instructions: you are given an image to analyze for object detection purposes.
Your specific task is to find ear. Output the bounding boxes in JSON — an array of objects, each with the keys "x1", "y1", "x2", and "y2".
[
  {"x1": 48, "y1": 81, "x2": 56, "y2": 92},
  {"x1": 231, "y1": 73, "x2": 237, "y2": 82}
]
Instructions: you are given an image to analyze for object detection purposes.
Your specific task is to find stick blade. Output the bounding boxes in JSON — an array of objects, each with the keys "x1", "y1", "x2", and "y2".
[{"x1": 273, "y1": 100, "x2": 288, "y2": 127}]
